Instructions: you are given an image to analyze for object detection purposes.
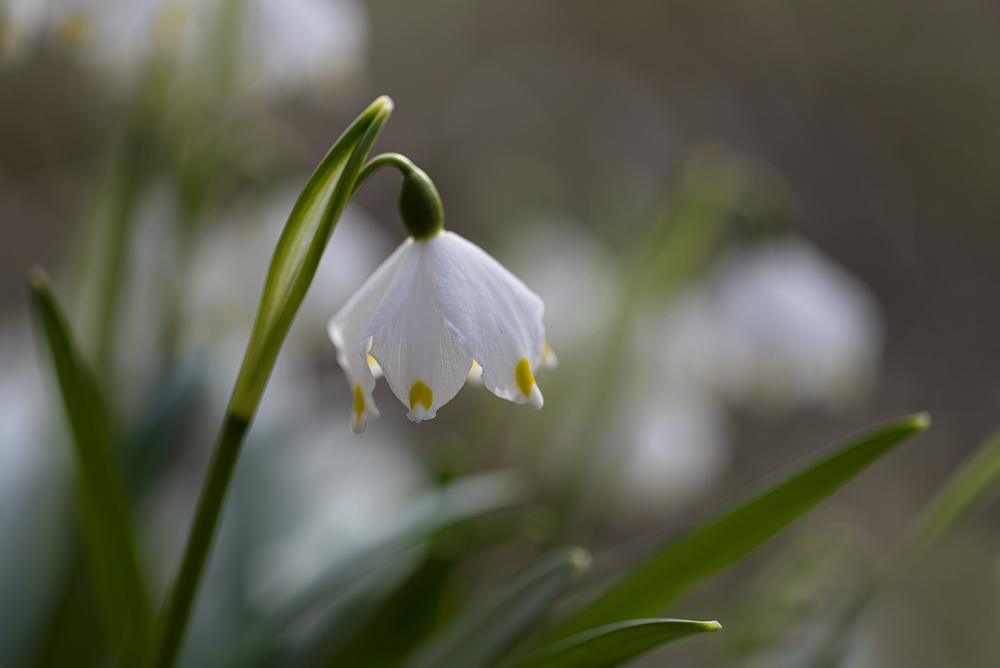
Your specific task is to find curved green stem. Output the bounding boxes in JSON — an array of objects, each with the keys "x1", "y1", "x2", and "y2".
[
  {"x1": 351, "y1": 153, "x2": 444, "y2": 239},
  {"x1": 351, "y1": 152, "x2": 419, "y2": 197}
]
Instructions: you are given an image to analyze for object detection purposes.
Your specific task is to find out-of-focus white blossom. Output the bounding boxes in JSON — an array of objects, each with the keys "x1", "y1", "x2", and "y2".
[
  {"x1": 0, "y1": 320, "x2": 71, "y2": 662},
  {"x1": 183, "y1": 187, "x2": 392, "y2": 353},
  {"x1": 1, "y1": 0, "x2": 368, "y2": 99},
  {"x1": 240, "y1": 416, "x2": 423, "y2": 611},
  {"x1": 242, "y1": 0, "x2": 367, "y2": 100},
  {"x1": 614, "y1": 384, "x2": 731, "y2": 518},
  {"x1": 656, "y1": 236, "x2": 882, "y2": 413},
  {"x1": 499, "y1": 216, "x2": 619, "y2": 354},
  {"x1": 0, "y1": 0, "x2": 45, "y2": 59}
]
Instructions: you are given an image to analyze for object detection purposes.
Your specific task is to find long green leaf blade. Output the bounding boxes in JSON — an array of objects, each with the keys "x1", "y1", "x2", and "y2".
[
  {"x1": 229, "y1": 95, "x2": 393, "y2": 418},
  {"x1": 401, "y1": 547, "x2": 590, "y2": 668},
  {"x1": 507, "y1": 619, "x2": 720, "y2": 668},
  {"x1": 150, "y1": 97, "x2": 394, "y2": 668},
  {"x1": 548, "y1": 413, "x2": 929, "y2": 642},
  {"x1": 790, "y1": 427, "x2": 1000, "y2": 668},
  {"x1": 29, "y1": 270, "x2": 150, "y2": 667},
  {"x1": 904, "y1": 427, "x2": 1000, "y2": 554}
]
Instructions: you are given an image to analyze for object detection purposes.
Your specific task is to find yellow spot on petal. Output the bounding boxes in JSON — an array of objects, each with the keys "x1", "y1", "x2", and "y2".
[
  {"x1": 409, "y1": 381, "x2": 433, "y2": 411},
  {"x1": 515, "y1": 357, "x2": 535, "y2": 397},
  {"x1": 543, "y1": 342, "x2": 552, "y2": 359},
  {"x1": 353, "y1": 384, "x2": 365, "y2": 419}
]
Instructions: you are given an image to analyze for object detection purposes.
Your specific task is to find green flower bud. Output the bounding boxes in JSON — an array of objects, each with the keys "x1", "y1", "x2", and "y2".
[{"x1": 399, "y1": 165, "x2": 444, "y2": 239}]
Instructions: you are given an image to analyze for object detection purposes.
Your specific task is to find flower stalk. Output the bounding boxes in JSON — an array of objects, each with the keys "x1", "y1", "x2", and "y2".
[{"x1": 149, "y1": 96, "x2": 393, "y2": 668}]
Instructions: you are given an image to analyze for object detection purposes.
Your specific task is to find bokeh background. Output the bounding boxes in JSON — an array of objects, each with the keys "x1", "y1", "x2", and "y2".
[{"x1": 2, "y1": 0, "x2": 1000, "y2": 666}]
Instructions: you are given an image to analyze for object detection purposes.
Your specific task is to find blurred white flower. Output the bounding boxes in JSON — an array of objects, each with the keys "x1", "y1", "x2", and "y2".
[
  {"x1": 183, "y1": 187, "x2": 392, "y2": 353},
  {"x1": 3, "y1": 0, "x2": 367, "y2": 97},
  {"x1": 0, "y1": 320, "x2": 71, "y2": 661},
  {"x1": 615, "y1": 385, "x2": 731, "y2": 518},
  {"x1": 328, "y1": 231, "x2": 550, "y2": 433},
  {"x1": 38, "y1": 0, "x2": 199, "y2": 82},
  {"x1": 0, "y1": 0, "x2": 45, "y2": 59},
  {"x1": 657, "y1": 235, "x2": 882, "y2": 413},
  {"x1": 242, "y1": 0, "x2": 367, "y2": 100},
  {"x1": 239, "y1": 416, "x2": 423, "y2": 611},
  {"x1": 498, "y1": 215, "x2": 619, "y2": 354}
]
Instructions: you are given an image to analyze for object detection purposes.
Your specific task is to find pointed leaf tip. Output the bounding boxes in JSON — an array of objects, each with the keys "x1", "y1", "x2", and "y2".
[
  {"x1": 544, "y1": 414, "x2": 927, "y2": 642},
  {"x1": 505, "y1": 618, "x2": 721, "y2": 668},
  {"x1": 372, "y1": 94, "x2": 395, "y2": 112}
]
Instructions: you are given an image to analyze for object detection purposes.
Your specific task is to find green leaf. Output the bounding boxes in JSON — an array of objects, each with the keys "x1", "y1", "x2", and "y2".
[
  {"x1": 789, "y1": 427, "x2": 1000, "y2": 668},
  {"x1": 903, "y1": 427, "x2": 1000, "y2": 555},
  {"x1": 547, "y1": 413, "x2": 929, "y2": 642},
  {"x1": 506, "y1": 619, "x2": 720, "y2": 668},
  {"x1": 29, "y1": 270, "x2": 150, "y2": 667},
  {"x1": 319, "y1": 556, "x2": 456, "y2": 668},
  {"x1": 400, "y1": 547, "x2": 591, "y2": 668},
  {"x1": 149, "y1": 97, "x2": 394, "y2": 668},
  {"x1": 228, "y1": 95, "x2": 393, "y2": 419},
  {"x1": 235, "y1": 472, "x2": 527, "y2": 666}
]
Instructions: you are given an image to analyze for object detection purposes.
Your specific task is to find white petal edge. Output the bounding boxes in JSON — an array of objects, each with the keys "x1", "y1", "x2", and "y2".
[
  {"x1": 328, "y1": 238, "x2": 417, "y2": 433},
  {"x1": 424, "y1": 232, "x2": 546, "y2": 408}
]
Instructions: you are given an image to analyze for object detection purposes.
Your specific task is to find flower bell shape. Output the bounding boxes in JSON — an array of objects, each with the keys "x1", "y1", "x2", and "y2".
[{"x1": 328, "y1": 160, "x2": 551, "y2": 433}]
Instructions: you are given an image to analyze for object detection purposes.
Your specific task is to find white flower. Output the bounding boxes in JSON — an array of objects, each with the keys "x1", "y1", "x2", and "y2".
[
  {"x1": 328, "y1": 230, "x2": 550, "y2": 433},
  {"x1": 4, "y1": 0, "x2": 367, "y2": 97},
  {"x1": 657, "y1": 236, "x2": 883, "y2": 413},
  {"x1": 616, "y1": 386, "x2": 731, "y2": 519}
]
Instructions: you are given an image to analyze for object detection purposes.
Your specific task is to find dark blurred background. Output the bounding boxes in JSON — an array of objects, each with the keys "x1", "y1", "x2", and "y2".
[{"x1": 2, "y1": 1, "x2": 1000, "y2": 666}]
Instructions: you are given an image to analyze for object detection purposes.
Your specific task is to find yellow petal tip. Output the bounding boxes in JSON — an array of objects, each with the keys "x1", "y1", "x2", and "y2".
[
  {"x1": 409, "y1": 380, "x2": 433, "y2": 411},
  {"x1": 515, "y1": 357, "x2": 535, "y2": 398}
]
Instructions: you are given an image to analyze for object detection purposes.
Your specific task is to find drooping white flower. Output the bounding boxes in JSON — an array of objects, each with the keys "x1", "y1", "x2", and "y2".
[
  {"x1": 328, "y1": 230, "x2": 549, "y2": 433},
  {"x1": 657, "y1": 235, "x2": 883, "y2": 413}
]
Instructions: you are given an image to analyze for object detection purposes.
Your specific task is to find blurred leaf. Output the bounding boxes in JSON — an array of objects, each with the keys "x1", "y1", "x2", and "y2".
[
  {"x1": 638, "y1": 143, "x2": 748, "y2": 295},
  {"x1": 506, "y1": 618, "x2": 720, "y2": 668},
  {"x1": 33, "y1": 558, "x2": 104, "y2": 668},
  {"x1": 789, "y1": 426, "x2": 1000, "y2": 668},
  {"x1": 321, "y1": 557, "x2": 456, "y2": 668},
  {"x1": 903, "y1": 427, "x2": 1000, "y2": 555},
  {"x1": 122, "y1": 370, "x2": 203, "y2": 496},
  {"x1": 228, "y1": 96, "x2": 393, "y2": 418},
  {"x1": 400, "y1": 547, "x2": 591, "y2": 668},
  {"x1": 29, "y1": 270, "x2": 150, "y2": 667},
  {"x1": 547, "y1": 413, "x2": 929, "y2": 642},
  {"x1": 237, "y1": 472, "x2": 527, "y2": 665}
]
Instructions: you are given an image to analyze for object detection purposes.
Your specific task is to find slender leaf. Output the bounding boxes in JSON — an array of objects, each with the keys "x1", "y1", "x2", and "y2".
[
  {"x1": 507, "y1": 619, "x2": 720, "y2": 668},
  {"x1": 235, "y1": 472, "x2": 527, "y2": 666},
  {"x1": 547, "y1": 413, "x2": 929, "y2": 642},
  {"x1": 151, "y1": 97, "x2": 394, "y2": 668},
  {"x1": 322, "y1": 556, "x2": 456, "y2": 668},
  {"x1": 903, "y1": 427, "x2": 1000, "y2": 554},
  {"x1": 29, "y1": 270, "x2": 150, "y2": 667},
  {"x1": 401, "y1": 547, "x2": 590, "y2": 668},
  {"x1": 789, "y1": 427, "x2": 1000, "y2": 668},
  {"x1": 228, "y1": 95, "x2": 393, "y2": 418}
]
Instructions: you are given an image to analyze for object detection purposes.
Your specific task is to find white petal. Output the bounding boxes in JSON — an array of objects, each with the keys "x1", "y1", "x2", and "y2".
[
  {"x1": 328, "y1": 238, "x2": 416, "y2": 433},
  {"x1": 540, "y1": 341, "x2": 558, "y2": 369},
  {"x1": 369, "y1": 251, "x2": 473, "y2": 422},
  {"x1": 425, "y1": 232, "x2": 546, "y2": 408},
  {"x1": 466, "y1": 360, "x2": 484, "y2": 385}
]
